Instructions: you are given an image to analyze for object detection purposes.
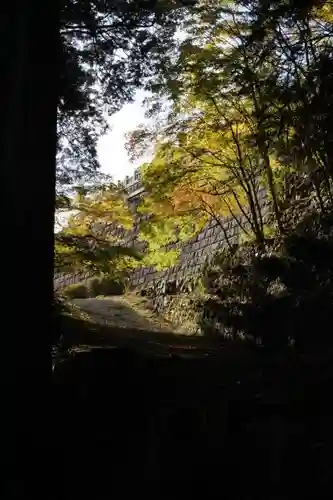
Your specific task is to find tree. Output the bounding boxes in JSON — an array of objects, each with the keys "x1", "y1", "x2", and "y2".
[
  {"x1": 135, "y1": 98, "x2": 269, "y2": 248},
  {"x1": 128, "y1": 0, "x2": 333, "y2": 264},
  {"x1": 239, "y1": 0, "x2": 333, "y2": 211},
  {"x1": 55, "y1": 184, "x2": 141, "y2": 275},
  {"x1": 201, "y1": 212, "x2": 333, "y2": 353},
  {"x1": 127, "y1": 0, "x2": 288, "y2": 262},
  {"x1": 0, "y1": 0, "x2": 197, "y2": 482},
  {"x1": 57, "y1": 0, "x2": 197, "y2": 192}
]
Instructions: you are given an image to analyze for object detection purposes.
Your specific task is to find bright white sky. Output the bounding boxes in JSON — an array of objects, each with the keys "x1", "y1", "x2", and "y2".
[
  {"x1": 97, "y1": 89, "x2": 152, "y2": 181},
  {"x1": 97, "y1": 28, "x2": 188, "y2": 181},
  {"x1": 56, "y1": 90, "x2": 153, "y2": 231}
]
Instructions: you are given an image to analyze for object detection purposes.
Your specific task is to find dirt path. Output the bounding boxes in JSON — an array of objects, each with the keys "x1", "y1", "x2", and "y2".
[
  {"x1": 66, "y1": 294, "x2": 238, "y2": 359},
  {"x1": 64, "y1": 294, "x2": 255, "y2": 366},
  {"x1": 72, "y1": 294, "x2": 175, "y2": 333}
]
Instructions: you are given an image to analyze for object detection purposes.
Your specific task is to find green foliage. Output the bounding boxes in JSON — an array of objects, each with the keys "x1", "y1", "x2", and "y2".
[
  {"x1": 128, "y1": 1, "x2": 283, "y2": 254},
  {"x1": 86, "y1": 277, "x2": 101, "y2": 297},
  {"x1": 101, "y1": 276, "x2": 127, "y2": 295},
  {"x1": 142, "y1": 247, "x2": 180, "y2": 270},
  {"x1": 137, "y1": 212, "x2": 197, "y2": 268},
  {"x1": 87, "y1": 275, "x2": 127, "y2": 296},
  {"x1": 55, "y1": 184, "x2": 142, "y2": 275},
  {"x1": 61, "y1": 274, "x2": 127, "y2": 300},
  {"x1": 62, "y1": 283, "x2": 89, "y2": 300},
  {"x1": 59, "y1": 0, "x2": 333, "y2": 299},
  {"x1": 57, "y1": 0, "x2": 197, "y2": 191},
  {"x1": 201, "y1": 212, "x2": 333, "y2": 353},
  {"x1": 126, "y1": 0, "x2": 333, "y2": 261}
]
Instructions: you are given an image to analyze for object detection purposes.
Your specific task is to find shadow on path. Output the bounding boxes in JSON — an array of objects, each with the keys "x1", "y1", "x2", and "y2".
[
  {"x1": 60, "y1": 297, "x2": 252, "y2": 359},
  {"x1": 52, "y1": 345, "x2": 249, "y2": 491},
  {"x1": 72, "y1": 296, "x2": 172, "y2": 332},
  {"x1": 50, "y1": 297, "x2": 333, "y2": 494},
  {"x1": 51, "y1": 343, "x2": 332, "y2": 495}
]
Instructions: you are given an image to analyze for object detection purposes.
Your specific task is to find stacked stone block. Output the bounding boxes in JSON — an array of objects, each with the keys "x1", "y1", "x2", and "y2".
[
  {"x1": 130, "y1": 187, "x2": 269, "y2": 290},
  {"x1": 54, "y1": 180, "x2": 269, "y2": 291}
]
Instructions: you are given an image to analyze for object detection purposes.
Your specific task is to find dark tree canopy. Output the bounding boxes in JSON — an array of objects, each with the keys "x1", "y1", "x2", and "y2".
[{"x1": 57, "y1": 0, "x2": 195, "y2": 189}]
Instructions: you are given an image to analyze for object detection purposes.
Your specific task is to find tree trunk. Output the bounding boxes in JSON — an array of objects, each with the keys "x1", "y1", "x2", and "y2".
[
  {"x1": 259, "y1": 141, "x2": 284, "y2": 235},
  {"x1": 0, "y1": 0, "x2": 59, "y2": 490}
]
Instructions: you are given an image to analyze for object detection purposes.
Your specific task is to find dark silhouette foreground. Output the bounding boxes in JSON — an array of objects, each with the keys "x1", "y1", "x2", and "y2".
[
  {"x1": 46, "y1": 215, "x2": 333, "y2": 495},
  {"x1": 48, "y1": 332, "x2": 333, "y2": 495}
]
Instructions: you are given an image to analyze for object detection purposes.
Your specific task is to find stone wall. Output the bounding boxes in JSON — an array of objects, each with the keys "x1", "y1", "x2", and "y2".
[
  {"x1": 54, "y1": 270, "x2": 93, "y2": 291},
  {"x1": 54, "y1": 183, "x2": 269, "y2": 292},
  {"x1": 130, "y1": 188, "x2": 269, "y2": 291},
  {"x1": 54, "y1": 215, "x2": 240, "y2": 292},
  {"x1": 130, "y1": 217, "x2": 236, "y2": 289}
]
